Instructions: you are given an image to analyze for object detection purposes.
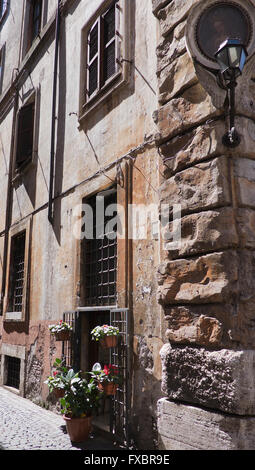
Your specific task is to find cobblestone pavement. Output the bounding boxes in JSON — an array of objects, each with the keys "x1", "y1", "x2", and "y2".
[{"x1": 0, "y1": 387, "x2": 119, "y2": 451}]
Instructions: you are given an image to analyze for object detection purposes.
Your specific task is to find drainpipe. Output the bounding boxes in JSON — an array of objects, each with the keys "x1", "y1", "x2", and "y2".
[{"x1": 48, "y1": 0, "x2": 61, "y2": 224}]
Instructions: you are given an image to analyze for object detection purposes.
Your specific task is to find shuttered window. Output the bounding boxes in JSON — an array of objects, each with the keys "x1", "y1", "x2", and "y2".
[
  {"x1": 31, "y1": 0, "x2": 42, "y2": 43},
  {"x1": 0, "y1": 0, "x2": 8, "y2": 21},
  {"x1": 16, "y1": 102, "x2": 35, "y2": 168},
  {"x1": 87, "y1": 1, "x2": 119, "y2": 99}
]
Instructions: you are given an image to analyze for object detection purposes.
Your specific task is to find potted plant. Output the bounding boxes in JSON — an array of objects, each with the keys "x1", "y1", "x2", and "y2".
[
  {"x1": 44, "y1": 358, "x2": 70, "y2": 398},
  {"x1": 90, "y1": 363, "x2": 122, "y2": 396},
  {"x1": 59, "y1": 369, "x2": 103, "y2": 443},
  {"x1": 49, "y1": 320, "x2": 72, "y2": 341},
  {"x1": 90, "y1": 324, "x2": 120, "y2": 348}
]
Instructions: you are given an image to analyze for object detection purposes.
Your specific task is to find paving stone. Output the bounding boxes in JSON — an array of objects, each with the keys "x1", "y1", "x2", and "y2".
[{"x1": 0, "y1": 387, "x2": 118, "y2": 450}]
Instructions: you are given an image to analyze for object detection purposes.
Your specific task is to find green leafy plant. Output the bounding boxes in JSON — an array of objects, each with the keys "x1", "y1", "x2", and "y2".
[
  {"x1": 90, "y1": 363, "x2": 122, "y2": 385},
  {"x1": 90, "y1": 324, "x2": 119, "y2": 341},
  {"x1": 44, "y1": 358, "x2": 70, "y2": 394},
  {"x1": 59, "y1": 369, "x2": 103, "y2": 418},
  {"x1": 49, "y1": 320, "x2": 72, "y2": 335}
]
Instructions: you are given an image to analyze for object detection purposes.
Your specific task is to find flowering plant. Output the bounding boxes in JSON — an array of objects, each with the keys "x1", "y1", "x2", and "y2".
[
  {"x1": 90, "y1": 363, "x2": 122, "y2": 385},
  {"x1": 90, "y1": 325, "x2": 119, "y2": 341},
  {"x1": 44, "y1": 358, "x2": 70, "y2": 394},
  {"x1": 49, "y1": 320, "x2": 72, "y2": 335}
]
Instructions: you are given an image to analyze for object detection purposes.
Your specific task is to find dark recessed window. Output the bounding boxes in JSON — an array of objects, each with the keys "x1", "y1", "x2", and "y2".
[
  {"x1": 9, "y1": 232, "x2": 26, "y2": 313},
  {"x1": 0, "y1": 0, "x2": 8, "y2": 21},
  {"x1": 6, "y1": 356, "x2": 21, "y2": 390},
  {"x1": 87, "y1": 1, "x2": 118, "y2": 99},
  {"x1": 83, "y1": 189, "x2": 117, "y2": 306},
  {"x1": 26, "y1": 0, "x2": 42, "y2": 51},
  {"x1": 16, "y1": 101, "x2": 35, "y2": 169}
]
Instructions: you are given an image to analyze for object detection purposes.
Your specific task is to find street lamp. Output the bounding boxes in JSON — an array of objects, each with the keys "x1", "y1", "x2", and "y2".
[{"x1": 215, "y1": 39, "x2": 248, "y2": 147}]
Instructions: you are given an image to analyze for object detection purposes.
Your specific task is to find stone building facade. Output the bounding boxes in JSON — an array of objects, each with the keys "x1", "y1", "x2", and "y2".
[
  {"x1": 0, "y1": 0, "x2": 255, "y2": 451},
  {"x1": 153, "y1": 0, "x2": 255, "y2": 450}
]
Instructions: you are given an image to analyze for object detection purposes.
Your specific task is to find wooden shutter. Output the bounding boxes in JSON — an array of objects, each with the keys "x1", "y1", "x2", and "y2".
[
  {"x1": 16, "y1": 102, "x2": 35, "y2": 167},
  {"x1": 87, "y1": 20, "x2": 99, "y2": 97},
  {"x1": 102, "y1": 3, "x2": 116, "y2": 84},
  {"x1": 1, "y1": 0, "x2": 8, "y2": 18}
]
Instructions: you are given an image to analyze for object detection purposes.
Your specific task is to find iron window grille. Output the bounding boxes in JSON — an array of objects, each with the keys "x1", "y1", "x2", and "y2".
[
  {"x1": 9, "y1": 232, "x2": 26, "y2": 312},
  {"x1": 86, "y1": 0, "x2": 120, "y2": 100},
  {"x1": 5, "y1": 356, "x2": 21, "y2": 389},
  {"x1": 83, "y1": 189, "x2": 117, "y2": 307}
]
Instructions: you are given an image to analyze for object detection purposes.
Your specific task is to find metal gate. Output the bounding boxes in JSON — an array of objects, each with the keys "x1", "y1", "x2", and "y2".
[
  {"x1": 62, "y1": 307, "x2": 130, "y2": 448},
  {"x1": 109, "y1": 308, "x2": 130, "y2": 447}
]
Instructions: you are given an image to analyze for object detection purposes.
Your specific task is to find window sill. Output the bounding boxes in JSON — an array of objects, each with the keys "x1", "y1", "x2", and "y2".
[
  {"x1": 4, "y1": 311, "x2": 23, "y2": 322},
  {"x1": 12, "y1": 157, "x2": 35, "y2": 184},
  {"x1": 78, "y1": 71, "x2": 128, "y2": 127}
]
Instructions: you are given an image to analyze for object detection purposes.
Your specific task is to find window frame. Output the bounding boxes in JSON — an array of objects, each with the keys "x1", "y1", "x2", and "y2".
[
  {"x1": 23, "y1": 0, "x2": 44, "y2": 55},
  {"x1": 3, "y1": 217, "x2": 32, "y2": 322},
  {"x1": 0, "y1": 43, "x2": 5, "y2": 94},
  {"x1": 86, "y1": 2, "x2": 120, "y2": 102},
  {"x1": 0, "y1": 0, "x2": 8, "y2": 24},
  {"x1": 12, "y1": 87, "x2": 40, "y2": 179},
  {"x1": 79, "y1": 0, "x2": 131, "y2": 122},
  {"x1": 82, "y1": 187, "x2": 118, "y2": 307}
]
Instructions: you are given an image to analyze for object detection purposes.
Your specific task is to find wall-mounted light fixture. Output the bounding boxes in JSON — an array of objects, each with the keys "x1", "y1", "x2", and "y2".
[
  {"x1": 215, "y1": 38, "x2": 248, "y2": 147},
  {"x1": 186, "y1": 0, "x2": 255, "y2": 149}
]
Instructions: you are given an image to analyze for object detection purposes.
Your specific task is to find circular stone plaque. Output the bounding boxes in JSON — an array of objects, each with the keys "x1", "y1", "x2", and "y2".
[{"x1": 186, "y1": 0, "x2": 255, "y2": 70}]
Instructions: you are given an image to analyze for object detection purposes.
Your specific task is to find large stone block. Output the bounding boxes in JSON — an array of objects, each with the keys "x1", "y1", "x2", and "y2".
[
  {"x1": 163, "y1": 207, "x2": 238, "y2": 258},
  {"x1": 158, "y1": 398, "x2": 255, "y2": 450},
  {"x1": 157, "y1": 251, "x2": 238, "y2": 305},
  {"x1": 238, "y1": 250, "x2": 255, "y2": 302},
  {"x1": 160, "y1": 157, "x2": 231, "y2": 215},
  {"x1": 234, "y1": 157, "x2": 255, "y2": 209},
  {"x1": 158, "y1": 52, "x2": 197, "y2": 104},
  {"x1": 157, "y1": 0, "x2": 200, "y2": 37},
  {"x1": 231, "y1": 300, "x2": 255, "y2": 348},
  {"x1": 154, "y1": 84, "x2": 220, "y2": 143},
  {"x1": 163, "y1": 303, "x2": 237, "y2": 348},
  {"x1": 152, "y1": 0, "x2": 171, "y2": 16},
  {"x1": 156, "y1": 22, "x2": 186, "y2": 74},
  {"x1": 237, "y1": 209, "x2": 255, "y2": 249},
  {"x1": 160, "y1": 117, "x2": 255, "y2": 179},
  {"x1": 160, "y1": 344, "x2": 255, "y2": 415}
]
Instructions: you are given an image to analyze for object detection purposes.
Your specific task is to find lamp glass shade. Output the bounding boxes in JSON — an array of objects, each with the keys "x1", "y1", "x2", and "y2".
[{"x1": 215, "y1": 39, "x2": 248, "y2": 79}]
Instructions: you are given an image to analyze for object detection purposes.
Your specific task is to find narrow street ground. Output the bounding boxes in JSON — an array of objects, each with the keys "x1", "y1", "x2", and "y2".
[{"x1": 0, "y1": 386, "x2": 120, "y2": 451}]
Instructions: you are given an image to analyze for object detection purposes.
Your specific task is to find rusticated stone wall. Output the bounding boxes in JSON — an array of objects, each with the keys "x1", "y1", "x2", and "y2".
[{"x1": 153, "y1": 0, "x2": 255, "y2": 450}]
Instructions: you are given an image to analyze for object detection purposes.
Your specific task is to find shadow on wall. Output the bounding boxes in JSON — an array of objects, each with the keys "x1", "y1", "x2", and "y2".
[{"x1": 130, "y1": 335, "x2": 163, "y2": 450}]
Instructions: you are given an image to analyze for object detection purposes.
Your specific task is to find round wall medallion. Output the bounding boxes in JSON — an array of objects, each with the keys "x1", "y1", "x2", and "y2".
[{"x1": 186, "y1": 0, "x2": 255, "y2": 70}]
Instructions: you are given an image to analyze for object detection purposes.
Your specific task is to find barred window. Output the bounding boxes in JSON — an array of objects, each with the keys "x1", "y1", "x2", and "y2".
[
  {"x1": 86, "y1": 1, "x2": 119, "y2": 99},
  {"x1": 9, "y1": 232, "x2": 26, "y2": 313},
  {"x1": 83, "y1": 189, "x2": 117, "y2": 307}
]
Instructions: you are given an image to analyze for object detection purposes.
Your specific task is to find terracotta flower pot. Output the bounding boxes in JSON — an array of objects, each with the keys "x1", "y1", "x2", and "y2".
[
  {"x1": 55, "y1": 330, "x2": 71, "y2": 341},
  {"x1": 99, "y1": 335, "x2": 118, "y2": 349},
  {"x1": 64, "y1": 415, "x2": 92, "y2": 442},
  {"x1": 98, "y1": 382, "x2": 118, "y2": 395}
]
